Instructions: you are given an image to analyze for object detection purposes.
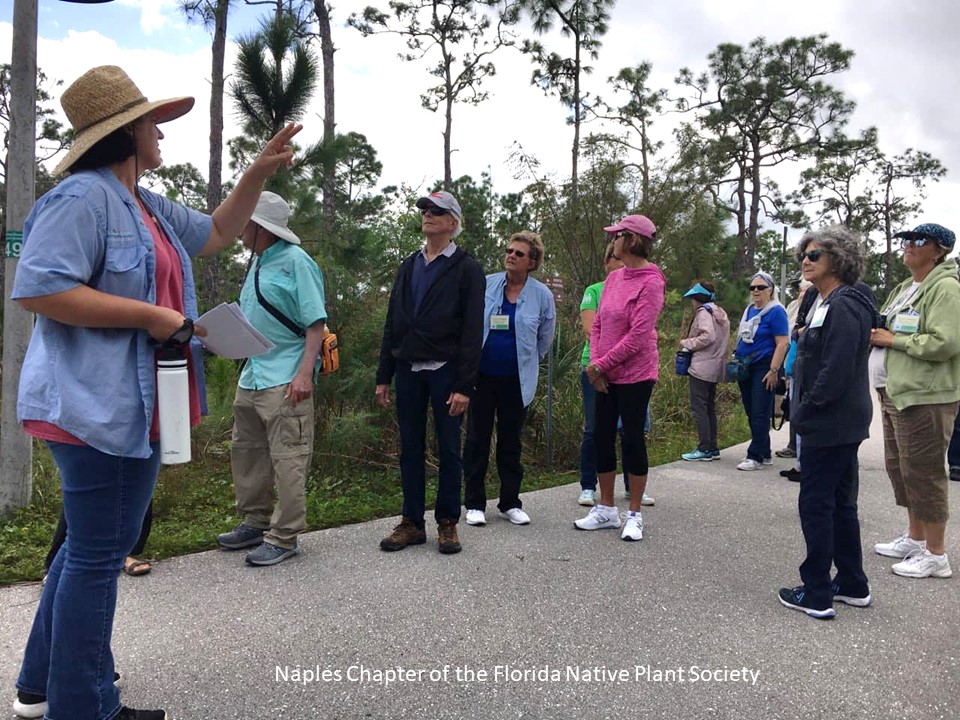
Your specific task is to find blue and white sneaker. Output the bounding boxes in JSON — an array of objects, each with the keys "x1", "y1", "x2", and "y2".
[
  {"x1": 681, "y1": 449, "x2": 716, "y2": 462},
  {"x1": 830, "y1": 581, "x2": 872, "y2": 607},
  {"x1": 778, "y1": 586, "x2": 835, "y2": 619},
  {"x1": 577, "y1": 489, "x2": 596, "y2": 506}
]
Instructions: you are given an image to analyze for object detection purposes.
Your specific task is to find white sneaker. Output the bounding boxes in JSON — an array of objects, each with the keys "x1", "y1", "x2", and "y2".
[
  {"x1": 641, "y1": 492, "x2": 655, "y2": 507},
  {"x1": 761, "y1": 458, "x2": 773, "y2": 466},
  {"x1": 874, "y1": 531, "x2": 925, "y2": 559},
  {"x1": 737, "y1": 458, "x2": 763, "y2": 471},
  {"x1": 500, "y1": 508, "x2": 531, "y2": 525},
  {"x1": 465, "y1": 509, "x2": 486, "y2": 526},
  {"x1": 577, "y1": 489, "x2": 596, "y2": 506},
  {"x1": 574, "y1": 505, "x2": 620, "y2": 531},
  {"x1": 892, "y1": 550, "x2": 953, "y2": 578},
  {"x1": 620, "y1": 511, "x2": 644, "y2": 541}
]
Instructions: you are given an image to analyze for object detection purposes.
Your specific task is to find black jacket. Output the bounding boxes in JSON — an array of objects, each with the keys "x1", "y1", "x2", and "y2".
[
  {"x1": 792, "y1": 284, "x2": 876, "y2": 447},
  {"x1": 376, "y1": 247, "x2": 485, "y2": 397}
]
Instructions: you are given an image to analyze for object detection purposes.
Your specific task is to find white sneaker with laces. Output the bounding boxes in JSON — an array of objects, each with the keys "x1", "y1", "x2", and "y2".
[
  {"x1": 892, "y1": 549, "x2": 952, "y2": 578},
  {"x1": 737, "y1": 458, "x2": 763, "y2": 471},
  {"x1": 874, "y1": 531, "x2": 925, "y2": 558},
  {"x1": 574, "y1": 505, "x2": 620, "y2": 531},
  {"x1": 620, "y1": 511, "x2": 644, "y2": 541},
  {"x1": 577, "y1": 489, "x2": 596, "y2": 506},
  {"x1": 500, "y1": 508, "x2": 531, "y2": 525},
  {"x1": 641, "y1": 492, "x2": 655, "y2": 507},
  {"x1": 465, "y1": 509, "x2": 486, "y2": 526}
]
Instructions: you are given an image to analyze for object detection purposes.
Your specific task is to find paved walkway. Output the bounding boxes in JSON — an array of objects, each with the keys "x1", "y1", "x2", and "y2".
[{"x1": 2, "y1": 399, "x2": 958, "y2": 720}]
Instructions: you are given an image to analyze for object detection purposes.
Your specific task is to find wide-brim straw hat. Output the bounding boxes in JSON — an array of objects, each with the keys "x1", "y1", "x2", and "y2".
[{"x1": 53, "y1": 65, "x2": 194, "y2": 176}]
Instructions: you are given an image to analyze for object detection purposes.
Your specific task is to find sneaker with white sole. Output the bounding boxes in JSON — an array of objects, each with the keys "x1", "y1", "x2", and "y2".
[
  {"x1": 641, "y1": 493, "x2": 655, "y2": 507},
  {"x1": 500, "y1": 508, "x2": 531, "y2": 525},
  {"x1": 830, "y1": 581, "x2": 872, "y2": 608},
  {"x1": 778, "y1": 586, "x2": 836, "y2": 619},
  {"x1": 681, "y1": 449, "x2": 716, "y2": 462},
  {"x1": 762, "y1": 458, "x2": 773, "y2": 465},
  {"x1": 874, "y1": 531, "x2": 925, "y2": 559},
  {"x1": 465, "y1": 509, "x2": 486, "y2": 526},
  {"x1": 577, "y1": 489, "x2": 596, "y2": 506},
  {"x1": 620, "y1": 511, "x2": 643, "y2": 541},
  {"x1": 13, "y1": 673, "x2": 121, "y2": 719},
  {"x1": 891, "y1": 549, "x2": 953, "y2": 578},
  {"x1": 574, "y1": 505, "x2": 620, "y2": 531},
  {"x1": 737, "y1": 458, "x2": 763, "y2": 471}
]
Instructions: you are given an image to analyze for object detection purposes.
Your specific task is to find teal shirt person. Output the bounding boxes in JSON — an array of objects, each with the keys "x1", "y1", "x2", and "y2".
[{"x1": 239, "y1": 241, "x2": 327, "y2": 390}]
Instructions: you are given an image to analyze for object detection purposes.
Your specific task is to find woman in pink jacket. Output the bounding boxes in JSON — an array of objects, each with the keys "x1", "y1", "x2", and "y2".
[
  {"x1": 576, "y1": 215, "x2": 666, "y2": 542},
  {"x1": 679, "y1": 281, "x2": 731, "y2": 462}
]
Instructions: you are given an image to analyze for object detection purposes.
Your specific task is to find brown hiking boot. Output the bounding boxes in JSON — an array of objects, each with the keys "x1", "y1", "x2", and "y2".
[
  {"x1": 379, "y1": 517, "x2": 426, "y2": 552},
  {"x1": 437, "y1": 519, "x2": 462, "y2": 554}
]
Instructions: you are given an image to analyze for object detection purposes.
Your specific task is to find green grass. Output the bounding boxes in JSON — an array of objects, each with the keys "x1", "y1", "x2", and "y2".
[{"x1": 0, "y1": 401, "x2": 750, "y2": 586}]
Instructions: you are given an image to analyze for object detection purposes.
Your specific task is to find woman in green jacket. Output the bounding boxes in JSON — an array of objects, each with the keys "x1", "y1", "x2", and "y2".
[{"x1": 869, "y1": 223, "x2": 960, "y2": 579}]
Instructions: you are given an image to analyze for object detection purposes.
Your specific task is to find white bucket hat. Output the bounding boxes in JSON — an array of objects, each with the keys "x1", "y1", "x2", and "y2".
[{"x1": 250, "y1": 191, "x2": 301, "y2": 245}]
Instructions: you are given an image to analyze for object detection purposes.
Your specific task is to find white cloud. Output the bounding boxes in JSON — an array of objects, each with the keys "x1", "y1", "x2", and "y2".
[{"x1": 117, "y1": 0, "x2": 176, "y2": 35}]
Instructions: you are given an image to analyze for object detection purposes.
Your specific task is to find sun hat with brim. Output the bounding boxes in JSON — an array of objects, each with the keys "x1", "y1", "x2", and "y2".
[
  {"x1": 893, "y1": 223, "x2": 956, "y2": 251},
  {"x1": 604, "y1": 214, "x2": 657, "y2": 239},
  {"x1": 250, "y1": 191, "x2": 301, "y2": 245},
  {"x1": 53, "y1": 65, "x2": 194, "y2": 176},
  {"x1": 683, "y1": 282, "x2": 716, "y2": 300}
]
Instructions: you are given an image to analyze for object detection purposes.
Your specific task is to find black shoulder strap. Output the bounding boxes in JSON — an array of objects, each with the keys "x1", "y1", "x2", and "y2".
[{"x1": 254, "y1": 260, "x2": 305, "y2": 338}]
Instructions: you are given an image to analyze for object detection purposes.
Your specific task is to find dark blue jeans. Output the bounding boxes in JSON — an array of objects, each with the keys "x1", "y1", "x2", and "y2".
[
  {"x1": 948, "y1": 407, "x2": 960, "y2": 469},
  {"x1": 798, "y1": 442, "x2": 869, "y2": 609},
  {"x1": 18, "y1": 441, "x2": 160, "y2": 720},
  {"x1": 394, "y1": 362, "x2": 463, "y2": 526},
  {"x1": 579, "y1": 370, "x2": 635, "y2": 491},
  {"x1": 737, "y1": 355, "x2": 774, "y2": 462}
]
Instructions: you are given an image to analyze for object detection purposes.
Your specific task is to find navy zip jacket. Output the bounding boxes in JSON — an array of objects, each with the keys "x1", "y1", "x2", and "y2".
[
  {"x1": 376, "y1": 247, "x2": 485, "y2": 397},
  {"x1": 792, "y1": 284, "x2": 877, "y2": 447}
]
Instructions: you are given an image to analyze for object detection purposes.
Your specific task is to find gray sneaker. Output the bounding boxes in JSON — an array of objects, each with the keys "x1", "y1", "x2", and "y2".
[
  {"x1": 217, "y1": 523, "x2": 265, "y2": 550},
  {"x1": 245, "y1": 542, "x2": 299, "y2": 566}
]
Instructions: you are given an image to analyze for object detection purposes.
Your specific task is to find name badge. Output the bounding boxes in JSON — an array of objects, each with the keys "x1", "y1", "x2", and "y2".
[
  {"x1": 892, "y1": 311, "x2": 920, "y2": 334},
  {"x1": 809, "y1": 305, "x2": 829, "y2": 329},
  {"x1": 490, "y1": 314, "x2": 510, "y2": 331}
]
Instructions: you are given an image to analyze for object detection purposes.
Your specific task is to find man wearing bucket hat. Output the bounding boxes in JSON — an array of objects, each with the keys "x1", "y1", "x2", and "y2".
[
  {"x1": 375, "y1": 190, "x2": 485, "y2": 555},
  {"x1": 216, "y1": 192, "x2": 327, "y2": 567},
  {"x1": 11, "y1": 65, "x2": 300, "y2": 720}
]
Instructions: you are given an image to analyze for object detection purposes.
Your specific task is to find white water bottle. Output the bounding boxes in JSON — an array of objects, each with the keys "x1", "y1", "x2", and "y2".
[{"x1": 157, "y1": 349, "x2": 191, "y2": 464}]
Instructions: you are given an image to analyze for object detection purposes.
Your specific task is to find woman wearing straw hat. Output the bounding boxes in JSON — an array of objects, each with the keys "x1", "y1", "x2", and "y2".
[{"x1": 11, "y1": 65, "x2": 300, "y2": 720}]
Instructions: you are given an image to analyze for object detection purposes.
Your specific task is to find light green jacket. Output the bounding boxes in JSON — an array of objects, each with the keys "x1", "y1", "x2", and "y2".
[{"x1": 880, "y1": 259, "x2": 960, "y2": 410}]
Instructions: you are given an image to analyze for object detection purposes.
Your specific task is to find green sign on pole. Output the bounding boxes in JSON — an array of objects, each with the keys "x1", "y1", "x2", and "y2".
[{"x1": 5, "y1": 229, "x2": 23, "y2": 258}]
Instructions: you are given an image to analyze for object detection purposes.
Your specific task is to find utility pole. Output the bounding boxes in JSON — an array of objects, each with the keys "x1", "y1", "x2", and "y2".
[{"x1": 0, "y1": 0, "x2": 38, "y2": 516}]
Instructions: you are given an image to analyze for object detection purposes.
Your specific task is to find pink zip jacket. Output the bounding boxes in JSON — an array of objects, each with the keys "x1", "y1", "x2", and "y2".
[{"x1": 590, "y1": 264, "x2": 666, "y2": 384}]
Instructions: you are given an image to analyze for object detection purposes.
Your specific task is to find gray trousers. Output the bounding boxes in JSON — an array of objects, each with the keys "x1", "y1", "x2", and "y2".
[{"x1": 688, "y1": 375, "x2": 718, "y2": 452}]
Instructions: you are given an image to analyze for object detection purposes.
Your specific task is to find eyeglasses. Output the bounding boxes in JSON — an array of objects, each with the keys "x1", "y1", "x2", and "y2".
[
  {"x1": 420, "y1": 207, "x2": 449, "y2": 217},
  {"x1": 798, "y1": 249, "x2": 825, "y2": 263},
  {"x1": 504, "y1": 247, "x2": 527, "y2": 258},
  {"x1": 900, "y1": 237, "x2": 931, "y2": 249},
  {"x1": 614, "y1": 230, "x2": 635, "y2": 239},
  {"x1": 749, "y1": 285, "x2": 770, "y2": 292}
]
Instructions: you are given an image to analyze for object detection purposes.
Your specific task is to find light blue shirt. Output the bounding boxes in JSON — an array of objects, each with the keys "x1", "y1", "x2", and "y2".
[
  {"x1": 238, "y1": 241, "x2": 327, "y2": 390},
  {"x1": 480, "y1": 272, "x2": 556, "y2": 407},
  {"x1": 13, "y1": 167, "x2": 212, "y2": 458}
]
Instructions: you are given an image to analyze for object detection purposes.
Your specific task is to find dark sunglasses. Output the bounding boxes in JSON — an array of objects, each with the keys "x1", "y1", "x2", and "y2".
[
  {"x1": 420, "y1": 206, "x2": 450, "y2": 217},
  {"x1": 798, "y1": 249, "x2": 825, "y2": 263},
  {"x1": 504, "y1": 247, "x2": 527, "y2": 258},
  {"x1": 614, "y1": 230, "x2": 635, "y2": 239},
  {"x1": 749, "y1": 285, "x2": 770, "y2": 292},
  {"x1": 900, "y1": 237, "x2": 931, "y2": 249}
]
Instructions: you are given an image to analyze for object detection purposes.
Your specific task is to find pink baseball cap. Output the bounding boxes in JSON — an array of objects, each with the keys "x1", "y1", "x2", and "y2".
[{"x1": 604, "y1": 214, "x2": 657, "y2": 240}]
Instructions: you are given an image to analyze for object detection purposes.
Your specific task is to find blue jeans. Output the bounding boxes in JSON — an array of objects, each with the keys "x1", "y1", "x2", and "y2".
[
  {"x1": 738, "y1": 356, "x2": 775, "y2": 462},
  {"x1": 579, "y1": 370, "x2": 637, "y2": 490},
  {"x1": 18, "y1": 441, "x2": 160, "y2": 720},
  {"x1": 394, "y1": 362, "x2": 463, "y2": 525},
  {"x1": 948, "y1": 407, "x2": 960, "y2": 469}
]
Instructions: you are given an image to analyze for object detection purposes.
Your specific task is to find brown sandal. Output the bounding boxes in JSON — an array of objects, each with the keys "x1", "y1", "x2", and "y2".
[{"x1": 122, "y1": 557, "x2": 152, "y2": 576}]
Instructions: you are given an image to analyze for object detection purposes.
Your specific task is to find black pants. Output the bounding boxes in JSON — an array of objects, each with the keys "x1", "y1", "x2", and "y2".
[
  {"x1": 595, "y1": 381, "x2": 654, "y2": 476},
  {"x1": 688, "y1": 376, "x2": 718, "y2": 452},
  {"x1": 463, "y1": 373, "x2": 528, "y2": 512},
  {"x1": 45, "y1": 501, "x2": 153, "y2": 571},
  {"x1": 798, "y1": 442, "x2": 869, "y2": 608}
]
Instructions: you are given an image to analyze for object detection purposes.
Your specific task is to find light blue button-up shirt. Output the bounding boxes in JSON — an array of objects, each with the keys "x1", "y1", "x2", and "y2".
[
  {"x1": 238, "y1": 241, "x2": 327, "y2": 390},
  {"x1": 480, "y1": 272, "x2": 556, "y2": 407},
  {"x1": 13, "y1": 167, "x2": 213, "y2": 458}
]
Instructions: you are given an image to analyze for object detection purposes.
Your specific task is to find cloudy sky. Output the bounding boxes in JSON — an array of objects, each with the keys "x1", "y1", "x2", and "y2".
[{"x1": 1, "y1": 0, "x2": 958, "y2": 249}]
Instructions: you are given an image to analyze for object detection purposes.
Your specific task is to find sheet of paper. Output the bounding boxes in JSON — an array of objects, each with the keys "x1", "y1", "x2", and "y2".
[{"x1": 196, "y1": 302, "x2": 275, "y2": 359}]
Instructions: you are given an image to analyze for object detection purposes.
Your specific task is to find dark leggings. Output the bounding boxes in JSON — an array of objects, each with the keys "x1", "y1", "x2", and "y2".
[
  {"x1": 45, "y1": 501, "x2": 153, "y2": 570},
  {"x1": 595, "y1": 381, "x2": 655, "y2": 476}
]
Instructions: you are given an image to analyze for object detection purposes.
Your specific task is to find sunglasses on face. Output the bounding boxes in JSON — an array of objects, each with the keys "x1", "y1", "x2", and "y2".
[
  {"x1": 420, "y1": 207, "x2": 450, "y2": 217},
  {"x1": 749, "y1": 285, "x2": 770, "y2": 292},
  {"x1": 900, "y1": 237, "x2": 931, "y2": 249},
  {"x1": 614, "y1": 230, "x2": 635, "y2": 239},
  {"x1": 504, "y1": 247, "x2": 527, "y2": 258},
  {"x1": 798, "y1": 249, "x2": 824, "y2": 263}
]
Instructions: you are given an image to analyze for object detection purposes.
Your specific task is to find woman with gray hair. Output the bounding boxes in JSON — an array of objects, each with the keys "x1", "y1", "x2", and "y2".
[
  {"x1": 734, "y1": 271, "x2": 790, "y2": 470},
  {"x1": 778, "y1": 226, "x2": 876, "y2": 619}
]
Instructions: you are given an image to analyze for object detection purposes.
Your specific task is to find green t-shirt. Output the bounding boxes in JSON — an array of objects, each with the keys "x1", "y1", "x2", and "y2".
[{"x1": 579, "y1": 280, "x2": 604, "y2": 366}]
